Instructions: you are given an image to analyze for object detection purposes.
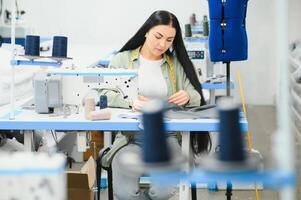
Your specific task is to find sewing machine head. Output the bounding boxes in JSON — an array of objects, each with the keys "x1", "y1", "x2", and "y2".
[{"x1": 44, "y1": 68, "x2": 138, "y2": 107}]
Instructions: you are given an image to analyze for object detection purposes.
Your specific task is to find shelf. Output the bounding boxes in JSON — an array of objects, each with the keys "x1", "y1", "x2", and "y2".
[
  {"x1": 184, "y1": 37, "x2": 208, "y2": 43},
  {"x1": 11, "y1": 55, "x2": 72, "y2": 67},
  {"x1": 45, "y1": 68, "x2": 138, "y2": 77},
  {"x1": 202, "y1": 82, "x2": 235, "y2": 90},
  {"x1": 148, "y1": 169, "x2": 295, "y2": 189},
  {"x1": 11, "y1": 59, "x2": 62, "y2": 67}
]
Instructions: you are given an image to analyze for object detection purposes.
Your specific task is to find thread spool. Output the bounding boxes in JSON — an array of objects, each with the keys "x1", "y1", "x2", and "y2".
[
  {"x1": 84, "y1": 97, "x2": 95, "y2": 119},
  {"x1": 88, "y1": 108, "x2": 111, "y2": 121},
  {"x1": 189, "y1": 13, "x2": 197, "y2": 26},
  {"x1": 217, "y1": 98, "x2": 245, "y2": 162},
  {"x1": 25, "y1": 35, "x2": 40, "y2": 56},
  {"x1": 184, "y1": 24, "x2": 192, "y2": 38},
  {"x1": 99, "y1": 95, "x2": 108, "y2": 109},
  {"x1": 52, "y1": 36, "x2": 68, "y2": 58},
  {"x1": 202, "y1": 15, "x2": 209, "y2": 37},
  {"x1": 141, "y1": 100, "x2": 170, "y2": 163}
]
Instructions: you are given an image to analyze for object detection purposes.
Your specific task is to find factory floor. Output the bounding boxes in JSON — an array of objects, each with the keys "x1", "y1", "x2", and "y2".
[{"x1": 100, "y1": 105, "x2": 300, "y2": 200}]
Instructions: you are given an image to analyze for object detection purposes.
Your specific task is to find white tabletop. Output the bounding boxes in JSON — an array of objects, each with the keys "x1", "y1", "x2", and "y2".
[{"x1": 0, "y1": 103, "x2": 248, "y2": 132}]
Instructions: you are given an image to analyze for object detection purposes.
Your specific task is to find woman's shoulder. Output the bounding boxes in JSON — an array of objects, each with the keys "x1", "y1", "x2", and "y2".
[
  {"x1": 109, "y1": 50, "x2": 131, "y2": 68},
  {"x1": 113, "y1": 50, "x2": 132, "y2": 61},
  {"x1": 115, "y1": 50, "x2": 132, "y2": 57}
]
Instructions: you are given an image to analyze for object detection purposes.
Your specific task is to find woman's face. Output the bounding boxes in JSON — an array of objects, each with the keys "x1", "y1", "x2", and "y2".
[{"x1": 144, "y1": 24, "x2": 176, "y2": 58}]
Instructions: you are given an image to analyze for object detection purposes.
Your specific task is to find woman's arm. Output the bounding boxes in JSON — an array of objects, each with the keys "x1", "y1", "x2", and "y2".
[{"x1": 174, "y1": 58, "x2": 201, "y2": 107}]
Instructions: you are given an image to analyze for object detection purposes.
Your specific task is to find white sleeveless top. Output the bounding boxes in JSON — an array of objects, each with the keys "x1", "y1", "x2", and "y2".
[{"x1": 138, "y1": 54, "x2": 168, "y2": 99}]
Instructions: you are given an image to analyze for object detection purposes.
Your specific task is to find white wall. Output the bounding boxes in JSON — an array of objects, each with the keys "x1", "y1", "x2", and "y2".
[
  {"x1": 231, "y1": 0, "x2": 277, "y2": 105},
  {"x1": 289, "y1": 0, "x2": 301, "y2": 42},
  {"x1": 5, "y1": 0, "x2": 301, "y2": 105},
  {"x1": 17, "y1": 0, "x2": 208, "y2": 46}
]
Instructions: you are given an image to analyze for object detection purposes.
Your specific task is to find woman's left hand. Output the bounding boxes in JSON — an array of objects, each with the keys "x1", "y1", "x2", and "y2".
[{"x1": 168, "y1": 90, "x2": 190, "y2": 106}]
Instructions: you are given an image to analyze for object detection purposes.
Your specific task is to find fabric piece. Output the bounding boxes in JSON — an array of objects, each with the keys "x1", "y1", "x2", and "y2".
[
  {"x1": 165, "y1": 106, "x2": 218, "y2": 119},
  {"x1": 0, "y1": 48, "x2": 36, "y2": 106}
]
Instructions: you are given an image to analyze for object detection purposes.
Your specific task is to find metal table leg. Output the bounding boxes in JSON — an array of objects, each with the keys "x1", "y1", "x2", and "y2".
[
  {"x1": 180, "y1": 131, "x2": 193, "y2": 200},
  {"x1": 23, "y1": 130, "x2": 34, "y2": 151}
]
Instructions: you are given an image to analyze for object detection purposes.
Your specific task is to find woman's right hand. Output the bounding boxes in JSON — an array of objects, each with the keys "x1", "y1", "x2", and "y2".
[{"x1": 132, "y1": 96, "x2": 149, "y2": 111}]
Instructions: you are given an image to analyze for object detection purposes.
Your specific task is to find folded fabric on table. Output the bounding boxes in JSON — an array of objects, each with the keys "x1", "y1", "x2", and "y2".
[
  {"x1": 0, "y1": 47, "x2": 37, "y2": 106},
  {"x1": 164, "y1": 106, "x2": 218, "y2": 120}
]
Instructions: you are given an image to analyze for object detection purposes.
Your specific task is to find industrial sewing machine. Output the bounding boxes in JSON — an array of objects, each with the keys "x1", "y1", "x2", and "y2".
[
  {"x1": 32, "y1": 67, "x2": 138, "y2": 161},
  {"x1": 184, "y1": 37, "x2": 214, "y2": 82},
  {"x1": 33, "y1": 68, "x2": 138, "y2": 114}
]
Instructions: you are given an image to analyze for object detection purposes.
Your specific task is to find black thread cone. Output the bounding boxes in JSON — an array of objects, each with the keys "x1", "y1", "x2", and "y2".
[
  {"x1": 52, "y1": 36, "x2": 68, "y2": 57},
  {"x1": 25, "y1": 35, "x2": 40, "y2": 56},
  {"x1": 217, "y1": 98, "x2": 245, "y2": 162},
  {"x1": 142, "y1": 100, "x2": 170, "y2": 163}
]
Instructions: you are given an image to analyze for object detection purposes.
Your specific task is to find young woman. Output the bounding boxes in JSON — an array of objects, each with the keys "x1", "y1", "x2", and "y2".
[{"x1": 100, "y1": 10, "x2": 211, "y2": 200}]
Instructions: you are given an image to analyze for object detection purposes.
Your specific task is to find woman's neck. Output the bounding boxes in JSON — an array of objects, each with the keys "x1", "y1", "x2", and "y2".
[{"x1": 140, "y1": 44, "x2": 162, "y2": 60}]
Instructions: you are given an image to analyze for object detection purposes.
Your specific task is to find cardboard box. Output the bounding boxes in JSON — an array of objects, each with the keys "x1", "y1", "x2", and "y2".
[{"x1": 67, "y1": 156, "x2": 96, "y2": 200}]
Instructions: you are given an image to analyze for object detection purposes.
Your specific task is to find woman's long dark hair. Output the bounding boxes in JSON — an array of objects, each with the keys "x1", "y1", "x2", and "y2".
[{"x1": 120, "y1": 10, "x2": 211, "y2": 154}]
